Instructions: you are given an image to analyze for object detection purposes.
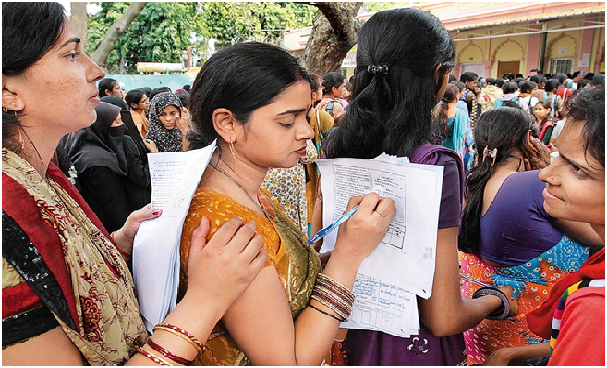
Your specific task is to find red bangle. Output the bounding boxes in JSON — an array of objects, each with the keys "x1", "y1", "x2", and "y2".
[
  {"x1": 148, "y1": 339, "x2": 192, "y2": 365},
  {"x1": 138, "y1": 347, "x2": 171, "y2": 366},
  {"x1": 154, "y1": 323, "x2": 206, "y2": 353}
]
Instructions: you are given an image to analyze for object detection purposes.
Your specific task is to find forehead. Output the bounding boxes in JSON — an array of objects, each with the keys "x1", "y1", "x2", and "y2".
[
  {"x1": 559, "y1": 121, "x2": 602, "y2": 169},
  {"x1": 163, "y1": 105, "x2": 179, "y2": 112}
]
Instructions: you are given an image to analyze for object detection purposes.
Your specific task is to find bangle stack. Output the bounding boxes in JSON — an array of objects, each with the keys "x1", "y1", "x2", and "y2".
[
  {"x1": 139, "y1": 323, "x2": 207, "y2": 365},
  {"x1": 310, "y1": 273, "x2": 355, "y2": 322},
  {"x1": 109, "y1": 231, "x2": 132, "y2": 260},
  {"x1": 153, "y1": 323, "x2": 207, "y2": 354},
  {"x1": 472, "y1": 287, "x2": 511, "y2": 320}
]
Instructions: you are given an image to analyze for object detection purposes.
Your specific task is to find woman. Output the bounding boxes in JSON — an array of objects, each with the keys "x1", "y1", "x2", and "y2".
[
  {"x1": 517, "y1": 81, "x2": 540, "y2": 113},
  {"x1": 126, "y1": 88, "x2": 151, "y2": 139},
  {"x1": 306, "y1": 73, "x2": 334, "y2": 236},
  {"x1": 64, "y1": 102, "x2": 150, "y2": 232},
  {"x1": 179, "y1": 41, "x2": 395, "y2": 365},
  {"x1": 533, "y1": 99, "x2": 558, "y2": 145},
  {"x1": 98, "y1": 77, "x2": 122, "y2": 98},
  {"x1": 3, "y1": 3, "x2": 267, "y2": 365},
  {"x1": 434, "y1": 84, "x2": 469, "y2": 158},
  {"x1": 146, "y1": 92, "x2": 187, "y2": 152},
  {"x1": 485, "y1": 88, "x2": 605, "y2": 366},
  {"x1": 317, "y1": 72, "x2": 347, "y2": 124},
  {"x1": 325, "y1": 9, "x2": 517, "y2": 365},
  {"x1": 458, "y1": 107, "x2": 601, "y2": 365}
]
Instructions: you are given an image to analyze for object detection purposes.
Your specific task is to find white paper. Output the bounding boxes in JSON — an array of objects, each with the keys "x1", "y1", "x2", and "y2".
[
  {"x1": 133, "y1": 140, "x2": 216, "y2": 332},
  {"x1": 316, "y1": 155, "x2": 442, "y2": 337}
]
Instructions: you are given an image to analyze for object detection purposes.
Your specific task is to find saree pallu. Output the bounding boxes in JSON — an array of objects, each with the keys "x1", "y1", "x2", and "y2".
[
  {"x1": 179, "y1": 188, "x2": 321, "y2": 365},
  {"x1": 459, "y1": 235, "x2": 589, "y2": 365}
]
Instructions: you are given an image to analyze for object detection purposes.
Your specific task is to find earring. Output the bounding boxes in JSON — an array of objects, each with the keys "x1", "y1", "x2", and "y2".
[
  {"x1": 11, "y1": 101, "x2": 17, "y2": 107},
  {"x1": 17, "y1": 127, "x2": 25, "y2": 151},
  {"x1": 2, "y1": 105, "x2": 7, "y2": 113},
  {"x1": 229, "y1": 140, "x2": 238, "y2": 166}
]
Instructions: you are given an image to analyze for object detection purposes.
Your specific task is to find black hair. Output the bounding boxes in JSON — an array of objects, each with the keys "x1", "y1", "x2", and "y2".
[
  {"x1": 485, "y1": 77, "x2": 496, "y2": 86},
  {"x1": 321, "y1": 72, "x2": 346, "y2": 96},
  {"x1": 126, "y1": 89, "x2": 147, "y2": 110},
  {"x1": 183, "y1": 84, "x2": 191, "y2": 92},
  {"x1": 326, "y1": 8, "x2": 455, "y2": 159},
  {"x1": 309, "y1": 73, "x2": 322, "y2": 93},
  {"x1": 591, "y1": 74, "x2": 605, "y2": 87},
  {"x1": 150, "y1": 87, "x2": 172, "y2": 100},
  {"x1": 544, "y1": 79, "x2": 559, "y2": 92},
  {"x1": 515, "y1": 77, "x2": 524, "y2": 83},
  {"x1": 555, "y1": 73, "x2": 567, "y2": 85},
  {"x1": 495, "y1": 78, "x2": 505, "y2": 88},
  {"x1": 530, "y1": 74, "x2": 546, "y2": 85},
  {"x1": 98, "y1": 78, "x2": 117, "y2": 97},
  {"x1": 502, "y1": 81, "x2": 518, "y2": 94},
  {"x1": 584, "y1": 73, "x2": 594, "y2": 81},
  {"x1": 437, "y1": 84, "x2": 459, "y2": 137},
  {"x1": 576, "y1": 79, "x2": 589, "y2": 90},
  {"x1": 565, "y1": 87, "x2": 605, "y2": 167},
  {"x1": 140, "y1": 87, "x2": 152, "y2": 97},
  {"x1": 520, "y1": 81, "x2": 538, "y2": 94},
  {"x1": 460, "y1": 72, "x2": 478, "y2": 83},
  {"x1": 516, "y1": 73, "x2": 524, "y2": 79},
  {"x1": 454, "y1": 81, "x2": 466, "y2": 93},
  {"x1": 459, "y1": 107, "x2": 538, "y2": 253},
  {"x1": 530, "y1": 68, "x2": 540, "y2": 73},
  {"x1": 2, "y1": 2, "x2": 67, "y2": 152},
  {"x1": 187, "y1": 42, "x2": 310, "y2": 150},
  {"x1": 448, "y1": 74, "x2": 457, "y2": 83},
  {"x1": 175, "y1": 90, "x2": 190, "y2": 109}
]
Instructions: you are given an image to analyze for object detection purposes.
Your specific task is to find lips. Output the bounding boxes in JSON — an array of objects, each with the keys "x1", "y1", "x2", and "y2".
[
  {"x1": 295, "y1": 146, "x2": 307, "y2": 154},
  {"x1": 542, "y1": 187, "x2": 563, "y2": 202},
  {"x1": 89, "y1": 95, "x2": 100, "y2": 104}
]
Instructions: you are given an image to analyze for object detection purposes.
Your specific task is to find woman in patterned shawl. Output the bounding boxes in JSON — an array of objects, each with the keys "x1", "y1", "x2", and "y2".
[
  {"x1": 146, "y1": 91, "x2": 187, "y2": 152},
  {"x1": 2, "y1": 3, "x2": 267, "y2": 365}
]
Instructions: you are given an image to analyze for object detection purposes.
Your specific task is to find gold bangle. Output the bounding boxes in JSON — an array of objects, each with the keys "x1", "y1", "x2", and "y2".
[
  {"x1": 139, "y1": 347, "x2": 173, "y2": 366},
  {"x1": 153, "y1": 325, "x2": 202, "y2": 353}
]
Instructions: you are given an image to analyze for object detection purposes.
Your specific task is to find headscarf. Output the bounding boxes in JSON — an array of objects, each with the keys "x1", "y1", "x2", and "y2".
[
  {"x1": 65, "y1": 102, "x2": 128, "y2": 176},
  {"x1": 146, "y1": 92, "x2": 184, "y2": 152},
  {"x1": 101, "y1": 96, "x2": 146, "y2": 147}
]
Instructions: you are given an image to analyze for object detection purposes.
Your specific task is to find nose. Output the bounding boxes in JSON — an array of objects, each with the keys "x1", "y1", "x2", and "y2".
[
  {"x1": 298, "y1": 118, "x2": 315, "y2": 140},
  {"x1": 539, "y1": 162, "x2": 558, "y2": 185},
  {"x1": 85, "y1": 54, "x2": 105, "y2": 83}
]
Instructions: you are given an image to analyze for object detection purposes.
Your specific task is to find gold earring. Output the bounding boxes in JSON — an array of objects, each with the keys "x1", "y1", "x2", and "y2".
[
  {"x1": 2, "y1": 105, "x2": 7, "y2": 113},
  {"x1": 11, "y1": 101, "x2": 17, "y2": 107},
  {"x1": 229, "y1": 140, "x2": 238, "y2": 166},
  {"x1": 17, "y1": 127, "x2": 25, "y2": 150}
]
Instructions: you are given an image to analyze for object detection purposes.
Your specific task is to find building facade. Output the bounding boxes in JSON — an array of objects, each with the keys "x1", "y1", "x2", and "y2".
[{"x1": 284, "y1": 2, "x2": 605, "y2": 80}]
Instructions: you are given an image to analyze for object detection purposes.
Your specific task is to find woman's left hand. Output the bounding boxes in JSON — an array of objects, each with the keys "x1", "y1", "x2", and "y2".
[
  {"x1": 525, "y1": 137, "x2": 551, "y2": 170},
  {"x1": 113, "y1": 204, "x2": 162, "y2": 258}
]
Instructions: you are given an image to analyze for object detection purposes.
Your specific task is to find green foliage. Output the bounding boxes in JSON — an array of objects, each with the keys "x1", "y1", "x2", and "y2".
[
  {"x1": 86, "y1": 2, "x2": 316, "y2": 74},
  {"x1": 363, "y1": 2, "x2": 410, "y2": 12}
]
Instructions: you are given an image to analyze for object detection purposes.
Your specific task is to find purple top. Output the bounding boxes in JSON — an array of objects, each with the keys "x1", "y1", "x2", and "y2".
[
  {"x1": 349, "y1": 144, "x2": 467, "y2": 366},
  {"x1": 478, "y1": 170, "x2": 562, "y2": 266}
]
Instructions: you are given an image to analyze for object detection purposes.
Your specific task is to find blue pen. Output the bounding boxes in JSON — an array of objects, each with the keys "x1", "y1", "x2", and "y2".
[{"x1": 307, "y1": 204, "x2": 360, "y2": 245}]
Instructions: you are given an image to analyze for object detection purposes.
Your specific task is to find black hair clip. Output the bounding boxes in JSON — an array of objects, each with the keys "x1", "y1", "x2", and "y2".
[{"x1": 368, "y1": 65, "x2": 389, "y2": 75}]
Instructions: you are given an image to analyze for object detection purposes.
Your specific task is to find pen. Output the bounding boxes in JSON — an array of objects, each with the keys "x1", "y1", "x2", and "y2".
[{"x1": 307, "y1": 204, "x2": 359, "y2": 245}]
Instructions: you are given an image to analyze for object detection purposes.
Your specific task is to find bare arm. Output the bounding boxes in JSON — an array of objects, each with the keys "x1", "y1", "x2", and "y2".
[
  {"x1": 482, "y1": 342, "x2": 550, "y2": 366},
  {"x1": 221, "y1": 193, "x2": 395, "y2": 365},
  {"x1": 3, "y1": 217, "x2": 267, "y2": 366},
  {"x1": 418, "y1": 227, "x2": 516, "y2": 336}
]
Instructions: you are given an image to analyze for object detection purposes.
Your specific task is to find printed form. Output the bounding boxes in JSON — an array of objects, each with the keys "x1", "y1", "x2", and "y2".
[
  {"x1": 317, "y1": 155, "x2": 443, "y2": 337},
  {"x1": 133, "y1": 140, "x2": 216, "y2": 332}
]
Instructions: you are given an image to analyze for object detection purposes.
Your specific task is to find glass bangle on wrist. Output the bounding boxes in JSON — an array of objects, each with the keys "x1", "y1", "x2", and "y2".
[{"x1": 472, "y1": 287, "x2": 510, "y2": 320}]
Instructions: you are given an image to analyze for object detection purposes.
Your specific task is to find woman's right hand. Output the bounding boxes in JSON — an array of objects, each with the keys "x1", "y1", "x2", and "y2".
[
  {"x1": 182, "y1": 217, "x2": 267, "y2": 312},
  {"x1": 143, "y1": 138, "x2": 158, "y2": 153},
  {"x1": 333, "y1": 193, "x2": 395, "y2": 263}
]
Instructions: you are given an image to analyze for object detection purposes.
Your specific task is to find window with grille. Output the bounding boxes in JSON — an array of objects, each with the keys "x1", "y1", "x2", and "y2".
[{"x1": 551, "y1": 59, "x2": 573, "y2": 75}]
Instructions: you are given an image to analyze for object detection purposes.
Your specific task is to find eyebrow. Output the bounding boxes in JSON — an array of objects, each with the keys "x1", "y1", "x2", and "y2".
[
  {"x1": 277, "y1": 108, "x2": 308, "y2": 116},
  {"x1": 60, "y1": 37, "x2": 81, "y2": 48},
  {"x1": 559, "y1": 151, "x2": 592, "y2": 173}
]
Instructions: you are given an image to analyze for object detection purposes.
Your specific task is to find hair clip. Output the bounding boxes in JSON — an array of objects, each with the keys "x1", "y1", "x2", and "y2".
[
  {"x1": 367, "y1": 65, "x2": 389, "y2": 75},
  {"x1": 483, "y1": 146, "x2": 498, "y2": 166}
]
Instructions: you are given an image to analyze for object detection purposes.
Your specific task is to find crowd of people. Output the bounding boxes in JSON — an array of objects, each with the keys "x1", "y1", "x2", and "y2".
[{"x1": 2, "y1": 2, "x2": 604, "y2": 366}]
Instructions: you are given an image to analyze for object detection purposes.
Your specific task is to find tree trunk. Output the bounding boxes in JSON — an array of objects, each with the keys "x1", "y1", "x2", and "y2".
[
  {"x1": 69, "y1": 3, "x2": 88, "y2": 46},
  {"x1": 90, "y1": 2, "x2": 148, "y2": 67},
  {"x1": 298, "y1": 2, "x2": 363, "y2": 75}
]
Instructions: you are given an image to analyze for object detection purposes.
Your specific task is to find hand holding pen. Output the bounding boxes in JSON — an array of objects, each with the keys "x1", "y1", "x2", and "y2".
[{"x1": 317, "y1": 193, "x2": 395, "y2": 266}]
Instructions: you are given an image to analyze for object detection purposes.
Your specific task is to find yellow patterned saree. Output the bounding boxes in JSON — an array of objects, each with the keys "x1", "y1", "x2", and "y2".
[{"x1": 179, "y1": 188, "x2": 321, "y2": 365}]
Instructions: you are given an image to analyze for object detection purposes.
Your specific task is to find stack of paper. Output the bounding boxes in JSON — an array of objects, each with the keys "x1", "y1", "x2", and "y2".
[
  {"x1": 132, "y1": 140, "x2": 216, "y2": 332},
  {"x1": 317, "y1": 153, "x2": 443, "y2": 337}
]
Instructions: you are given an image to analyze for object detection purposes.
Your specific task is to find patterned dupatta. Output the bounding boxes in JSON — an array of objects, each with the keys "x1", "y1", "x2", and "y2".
[{"x1": 2, "y1": 148, "x2": 147, "y2": 365}]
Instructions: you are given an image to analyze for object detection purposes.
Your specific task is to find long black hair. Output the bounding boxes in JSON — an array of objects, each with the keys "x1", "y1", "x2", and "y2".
[
  {"x1": 436, "y1": 84, "x2": 459, "y2": 137},
  {"x1": 458, "y1": 107, "x2": 538, "y2": 253},
  {"x1": 2, "y1": 2, "x2": 67, "y2": 152},
  {"x1": 326, "y1": 8, "x2": 455, "y2": 159},
  {"x1": 187, "y1": 42, "x2": 310, "y2": 150}
]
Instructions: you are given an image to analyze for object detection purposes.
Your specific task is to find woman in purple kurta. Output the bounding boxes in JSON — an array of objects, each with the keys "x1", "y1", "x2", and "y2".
[{"x1": 326, "y1": 8, "x2": 519, "y2": 366}]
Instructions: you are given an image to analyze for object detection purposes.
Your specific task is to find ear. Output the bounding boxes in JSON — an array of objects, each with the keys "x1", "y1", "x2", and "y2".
[
  {"x1": 212, "y1": 108, "x2": 238, "y2": 143},
  {"x1": 526, "y1": 130, "x2": 533, "y2": 146},
  {"x1": 2, "y1": 76, "x2": 25, "y2": 112}
]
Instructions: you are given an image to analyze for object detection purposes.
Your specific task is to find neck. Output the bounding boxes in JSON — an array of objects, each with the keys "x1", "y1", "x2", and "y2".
[
  {"x1": 590, "y1": 224, "x2": 605, "y2": 243},
  {"x1": 18, "y1": 126, "x2": 57, "y2": 176},
  {"x1": 497, "y1": 152, "x2": 525, "y2": 173},
  {"x1": 203, "y1": 149, "x2": 268, "y2": 212}
]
